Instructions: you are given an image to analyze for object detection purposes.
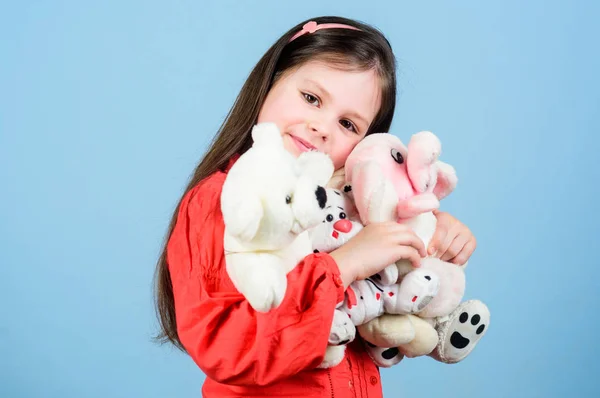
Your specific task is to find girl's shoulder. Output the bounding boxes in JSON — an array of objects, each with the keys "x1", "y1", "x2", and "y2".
[
  {"x1": 182, "y1": 155, "x2": 240, "y2": 215},
  {"x1": 168, "y1": 160, "x2": 238, "y2": 283}
]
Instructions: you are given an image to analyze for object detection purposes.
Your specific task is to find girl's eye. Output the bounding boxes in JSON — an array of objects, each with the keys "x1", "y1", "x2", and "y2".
[
  {"x1": 340, "y1": 119, "x2": 357, "y2": 133},
  {"x1": 303, "y1": 93, "x2": 320, "y2": 106}
]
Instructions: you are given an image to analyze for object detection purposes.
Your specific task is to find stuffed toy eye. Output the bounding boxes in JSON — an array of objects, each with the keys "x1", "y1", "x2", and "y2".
[
  {"x1": 391, "y1": 148, "x2": 404, "y2": 164},
  {"x1": 339, "y1": 212, "x2": 346, "y2": 219},
  {"x1": 326, "y1": 214, "x2": 334, "y2": 222},
  {"x1": 286, "y1": 195, "x2": 292, "y2": 204}
]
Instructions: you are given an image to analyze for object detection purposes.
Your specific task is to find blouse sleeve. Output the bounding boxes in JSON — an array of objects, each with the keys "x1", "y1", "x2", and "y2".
[{"x1": 167, "y1": 172, "x2": 345, "y2": 386}]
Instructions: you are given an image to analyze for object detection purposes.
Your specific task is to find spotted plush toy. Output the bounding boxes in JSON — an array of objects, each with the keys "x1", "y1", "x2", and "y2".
[
  {"x1": 309, "y1": 188, "x2": 359, "y2": 368},
  {"x1": 310, "y1": 188, "x2": 443, "y2": 368}
]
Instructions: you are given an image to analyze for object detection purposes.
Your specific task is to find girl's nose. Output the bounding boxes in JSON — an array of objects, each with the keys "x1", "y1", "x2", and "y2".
[
  {"x1": 333, "y1": 219, "x2": 352, "y2": 233},
  {"x1": 307, "y1": 120, "x2": 331, "y2": 142}
]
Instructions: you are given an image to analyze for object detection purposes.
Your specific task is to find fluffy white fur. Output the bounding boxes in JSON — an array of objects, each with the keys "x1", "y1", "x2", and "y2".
[{"x1": 221, "y1": 123, "x2": 334, "y2": 313}]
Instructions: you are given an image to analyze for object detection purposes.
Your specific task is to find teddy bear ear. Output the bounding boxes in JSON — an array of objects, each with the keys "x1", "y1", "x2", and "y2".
[
  {"x1": 433, "y1": 161, "x2": 457, "y2": 200},
  {"x1": 251, "y1": 123, "x2": 284, "y2": 148},
  {"x1": 296, "y1": 151, "x2": 334, "y2": 187},
  {"x1": 222, "y1": 195, "x2": 264, "y2": 242}
]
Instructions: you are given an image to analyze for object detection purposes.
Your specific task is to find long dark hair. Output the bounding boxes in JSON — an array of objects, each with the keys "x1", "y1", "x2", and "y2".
[{"x1": 154, "y1": 16, "x2": 398, "y2": 351}]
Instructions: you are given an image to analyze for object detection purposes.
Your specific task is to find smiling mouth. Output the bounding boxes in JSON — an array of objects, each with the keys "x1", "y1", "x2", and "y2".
[{"x1": 290, "y1": 134, "x2": 316, "y2": 152}]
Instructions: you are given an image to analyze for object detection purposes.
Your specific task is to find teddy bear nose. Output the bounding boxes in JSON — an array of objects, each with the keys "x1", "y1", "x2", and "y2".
[{"x1": 333, "y1": 219, "x2": 352, "y2": 233}]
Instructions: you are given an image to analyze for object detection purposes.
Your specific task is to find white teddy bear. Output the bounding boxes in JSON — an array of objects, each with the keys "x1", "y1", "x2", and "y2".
[{"x1": 221, "y1": 123, "x2": 334, "y2": 313}]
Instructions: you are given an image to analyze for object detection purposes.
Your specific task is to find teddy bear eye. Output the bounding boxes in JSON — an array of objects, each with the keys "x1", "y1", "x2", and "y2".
[
  {"x1": 285, "y1": 195, "x2": 292, "y2": 204},
  {"x1": 391, "y1": 148, "x2": 404, "y2": 164},
  {"x1": 326, "y1": 214, "x2": 334, "y2": 222},
  {"x1": 339, "y1": 212, "x2": 346, "y2": 219}
]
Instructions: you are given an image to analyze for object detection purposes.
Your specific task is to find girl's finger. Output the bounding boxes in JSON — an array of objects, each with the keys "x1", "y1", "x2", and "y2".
[
  {"x1": 434, "y1": 230, "x2": 455, "y2": 259},
  {"x1": 397, "y1": 246, "x2": 422, "y2": 268},
  {"x1": 427, "y1": 224, "x2": 447, "y2": 256},
  {"x1": 390, "y1": 229, "x2": 426, "y2": 257},
  {"x1": 440, "y1": 234, "x2": 469, "y2": 262},
  {"x1": 450, "y1": 239, "x2": 477, "y2": 265}
]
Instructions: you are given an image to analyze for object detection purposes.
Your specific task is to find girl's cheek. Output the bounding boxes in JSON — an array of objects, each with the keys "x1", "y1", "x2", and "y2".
[{"x1": 332, "y1": 152, "x2": 349, "y2": 170}]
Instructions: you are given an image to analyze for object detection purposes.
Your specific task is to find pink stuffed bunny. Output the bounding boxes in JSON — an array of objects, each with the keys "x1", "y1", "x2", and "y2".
[{"x1": 344, "y1": 131, "x2": 490, "y2": 367}]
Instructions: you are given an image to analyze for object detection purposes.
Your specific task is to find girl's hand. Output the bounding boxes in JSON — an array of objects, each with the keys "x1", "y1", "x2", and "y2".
[
  {"x1": 330, "y1": 222, "x2": 427, "y2": 288},
  {"x1": 428, "y1": 210, "x2": 476, "y2": 266}
]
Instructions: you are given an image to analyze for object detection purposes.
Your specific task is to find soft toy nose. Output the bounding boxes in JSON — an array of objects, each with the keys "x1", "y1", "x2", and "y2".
[{"x1": 334, "y1": 219, "x2": 352, "y2": 233}]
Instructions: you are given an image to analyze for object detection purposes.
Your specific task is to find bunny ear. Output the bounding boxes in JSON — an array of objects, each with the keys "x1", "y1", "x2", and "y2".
[
  {"x1": 406, "y1": 131, "x2": 441, "y2": 193},
  {"x1": 433, "y1": 161, "x2": 457, "y2": 200}
]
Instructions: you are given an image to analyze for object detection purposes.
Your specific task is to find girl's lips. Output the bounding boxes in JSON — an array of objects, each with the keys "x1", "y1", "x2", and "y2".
[{"x1": 290, "y1": 134, "x2": 316, "y2": 153}]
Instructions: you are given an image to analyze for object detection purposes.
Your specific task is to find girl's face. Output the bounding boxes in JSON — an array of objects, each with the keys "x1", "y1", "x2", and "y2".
[{"x1": 257, "y1": 60, "x2": 382, "y2": 170}]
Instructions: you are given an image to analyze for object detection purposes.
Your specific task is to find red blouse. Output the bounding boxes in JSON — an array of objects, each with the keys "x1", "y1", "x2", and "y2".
[{"x1": 166, "y1": 158, "x2": 383, "y2": 397}]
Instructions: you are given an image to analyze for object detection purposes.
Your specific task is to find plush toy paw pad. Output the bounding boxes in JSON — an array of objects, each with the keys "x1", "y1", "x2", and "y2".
[
  {"x1": 364, "y1": 340, "x2": 404, "y2": 368},
  {"x1": 451, "y1": 311, "x2": 485, "y2": 348},
  {"x1": 433, "y1": 300, "x2": 490, "y2": 363},
  {"x1": 242, "y1": 266, "x2": 287, "y2": 313}
]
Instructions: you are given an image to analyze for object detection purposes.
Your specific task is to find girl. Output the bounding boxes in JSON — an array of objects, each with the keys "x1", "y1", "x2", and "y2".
[{"x1": 154, "y1": 16, "x2": 477, "y2": 398}]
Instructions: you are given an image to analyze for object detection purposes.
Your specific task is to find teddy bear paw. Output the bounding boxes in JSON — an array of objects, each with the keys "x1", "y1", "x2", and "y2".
[
  {"x1": 329, "y1": 309, "x2": 356, "y2": 345},
  {"x1": 431, "y1": 300, "x2": 490, "y2": 364},
  {"x1": 364, "y1": 340, "x2": 404, "y2": 368},
  {"x1": 240, "y1": 265, "x2": 288, "y2": 313},
  {"x1": 318, "y1": 345, "x2": 347, "y2": 369}
]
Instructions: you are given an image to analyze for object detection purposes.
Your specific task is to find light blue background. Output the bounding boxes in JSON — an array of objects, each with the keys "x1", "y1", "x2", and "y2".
[{"x1": 2, "y1": 1, "x2": 598, "y2": 397}]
